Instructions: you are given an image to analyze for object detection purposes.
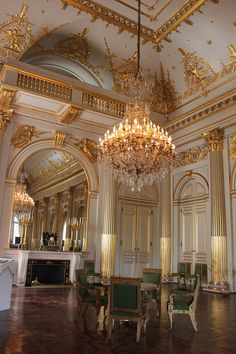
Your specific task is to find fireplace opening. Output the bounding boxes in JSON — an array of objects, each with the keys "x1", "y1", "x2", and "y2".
[{"x1": 25, "y1": 259, "x2": 70, "y2": 286}]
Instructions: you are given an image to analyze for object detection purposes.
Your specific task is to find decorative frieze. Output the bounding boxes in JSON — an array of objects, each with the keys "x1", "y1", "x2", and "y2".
[{"x1": 60, "y1": 105, "x2": 81, "y2": 124}]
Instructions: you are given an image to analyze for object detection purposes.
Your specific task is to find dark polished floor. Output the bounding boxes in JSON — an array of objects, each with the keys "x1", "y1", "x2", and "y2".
[{"x1": 0, "y1": 285, "x2": 235, "y2": 354}]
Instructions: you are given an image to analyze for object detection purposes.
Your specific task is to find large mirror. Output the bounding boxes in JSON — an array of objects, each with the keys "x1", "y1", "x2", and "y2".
[{"x1": 10, "y1": 148, "x2": 88, "y2": 252}]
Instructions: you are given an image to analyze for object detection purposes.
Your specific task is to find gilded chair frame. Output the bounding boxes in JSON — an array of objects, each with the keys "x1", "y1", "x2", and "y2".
[
  {"x1": 142, "y1": 268, "x2": 162, "y2": 316},
  {"x1": 108, "y1": 276, "x2": 147, "y2": 343},
  {"x1": 168, "y1": 275, "x2": 200, "y2": 332}
]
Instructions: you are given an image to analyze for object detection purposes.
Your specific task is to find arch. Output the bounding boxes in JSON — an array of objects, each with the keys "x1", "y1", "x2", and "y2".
[
  {"x1": 7, "y1": 139, "x2": 98, "y2": 193},
  {"x1": 174, "y1": 172, "x2": 209, "y2": 201}
]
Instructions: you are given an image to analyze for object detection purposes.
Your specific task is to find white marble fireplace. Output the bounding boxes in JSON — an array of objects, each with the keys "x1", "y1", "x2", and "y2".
[{"x1": 4, "y1": 249, "x2": 90, "y2": 286}]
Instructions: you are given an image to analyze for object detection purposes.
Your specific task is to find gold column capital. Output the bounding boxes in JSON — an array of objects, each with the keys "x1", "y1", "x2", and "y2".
[
  {"x1": 203, "y1": 127, "x2": 224, "y2": 151},
  {"x1": 0, "y1": 88, "x2": 15, "y2": 132}
]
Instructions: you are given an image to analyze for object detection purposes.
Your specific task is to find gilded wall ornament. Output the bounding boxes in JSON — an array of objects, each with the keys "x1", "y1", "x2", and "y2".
[
  {"x1": 55, "y1": 131, "x2": 66, "y2": 147},
  {"x1": 0, "y1": 88, "x2": 15, "y2": 132},
  {"x1": 203, "y1": 128, "x2": 224, "y2": 151},
  {"x1": 229, "y1": 134, "x2": 236, "y2": 160},
  {"x1": 60, "y1": 105, "x2": 82, "y2": 124},
  {"x1": 173, "y1": 145, "x2": 208, "y2": 168},
  {"x1": 11, "y1": 125, "x2": 38, "y2": 148},
  {"x1": 0, "y1": 4, "x2": 33, "y2": 59},
  {"x1": 74, "y1": 138, "x2": 98, "y2": 163}
]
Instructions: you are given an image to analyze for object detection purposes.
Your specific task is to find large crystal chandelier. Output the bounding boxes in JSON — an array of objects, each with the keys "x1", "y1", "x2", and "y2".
[
  {"x1": 99, "y1": 0, "x2": 175, "y2": 191},
  {"x1": 14, "y1": 183, "x2": 35, "y2": 223}
]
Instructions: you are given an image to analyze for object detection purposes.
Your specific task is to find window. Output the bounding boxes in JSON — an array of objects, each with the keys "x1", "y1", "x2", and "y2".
[{"x1": 12, "y1": 216, "x2": 20, "y2": 244}]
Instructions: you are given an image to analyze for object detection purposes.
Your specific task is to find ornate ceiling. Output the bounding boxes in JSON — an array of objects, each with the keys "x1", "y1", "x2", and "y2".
[{"x1": 0, "y1": 0, "x2": 236, "y2": 116}]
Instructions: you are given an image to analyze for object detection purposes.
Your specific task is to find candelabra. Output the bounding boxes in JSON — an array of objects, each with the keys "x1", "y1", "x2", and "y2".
[{"x1": 69, "y1": 217, "x2": 83, "y2": 252}]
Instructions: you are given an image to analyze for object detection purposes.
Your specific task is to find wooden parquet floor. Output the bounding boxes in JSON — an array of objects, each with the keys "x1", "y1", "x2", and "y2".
[{"x1": 0, "y1": 285, "x2": 235, "y2": 354}]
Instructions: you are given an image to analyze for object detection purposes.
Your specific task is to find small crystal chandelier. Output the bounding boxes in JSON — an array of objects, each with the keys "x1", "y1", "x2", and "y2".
[
  {"x1": 14, "y1": 183, "x2": 35, "y2": 223},
  {"x1": 99, "y1": 0, "x2": 175, "y2": 191}
]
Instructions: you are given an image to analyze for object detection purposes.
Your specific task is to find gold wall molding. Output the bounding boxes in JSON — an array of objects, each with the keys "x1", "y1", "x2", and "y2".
[
  {"x1": 11, "y1": 125, "x2": 38, "y2": 148},
  {"x1": 173, "y1": 144, "x2": 208, "y2": 168},
  {"x1": 55, "y1": 131, "x2": 66, "y2": 147},
  {"x1": 203, "y1": 128, "x2": 224, "y2": 151},
  {"x1": 61, "y1": 0, "x2": 211, "y2": 52},
  {"x1": 0, "y1": 87, "x2": 15, "y2": 132},
  {"x1": 60, "y1": 105, "x2": 82, "y2": 124},
  {"x1": 229, "y1": 134, "x2": 236, "y2": 160},
  {"x1": 74, "y1": 138, "x2": 98, "y2": 163}
]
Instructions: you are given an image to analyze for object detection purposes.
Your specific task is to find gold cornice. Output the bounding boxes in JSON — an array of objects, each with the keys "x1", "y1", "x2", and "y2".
[
  {"x1": 61, "y1": 0, "x2": 209, "y2": 51},
  {"x1": 0, "y1": 87, "x2": 15, "y2": 132},
  {"x1": 203, "y1": 128, "x2": 224, "y2": 151},
  {"x1": 166, "y1": 89, "x2": 236, "y2": 133}
]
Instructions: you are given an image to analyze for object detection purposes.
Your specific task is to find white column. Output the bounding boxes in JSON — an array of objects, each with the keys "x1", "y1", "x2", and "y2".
[
  {"x1": 31, "y1": 202, "x2": 39, "y2": 250},
  {"x1": 100, "y1": 166, "x2": 116, "y2": 277},
  {"x1": 160, "y1": 172, "x2": 171, "y2": 276},
  {"x1": 204, "y1": 128, "x2": 228, "y2": 284},
  {"x1": 65, "y1": 187, "x2": 75, "y2": 251}
]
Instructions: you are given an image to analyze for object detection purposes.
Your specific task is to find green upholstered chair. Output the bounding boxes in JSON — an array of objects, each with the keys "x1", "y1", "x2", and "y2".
[
  {"x1": 172, "y1": 262, "x2": 191, "y2": 284},
  {"x1": 194, "y1": 263, "x2": 207, "y2": 285},
  {"x1": 108, "y1": 277, "x2": 148, "y2": 343},
  {"x1": 84, "y1": 260, "x2": 95, "y2": 273},
  {"x1": 142, "y1": 268, "x2": 162, "y2": 316},
  {"x1": 75, "y1": 269, "x2": 107, "y2": 318},
  {"x1": 168, "y1": 275, "x2": 200, "y2": 332}
]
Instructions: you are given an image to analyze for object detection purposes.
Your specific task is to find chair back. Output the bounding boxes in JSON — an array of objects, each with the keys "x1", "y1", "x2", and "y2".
[
  {"x1": 110, "y1": 277, "x2": 142, "y2": 316},
  {"x1": 84, "y1": 260, "x2": 95, "y2": 273},
  {"x1": 178, "y1": 262, "x2": 191, "y2": 275},
  {"x1": 142, "y1": 268, "x2": 162, "y2": 285},
  {"x1": 75, "y1": 269, "x2": 88, "y2": 286}
]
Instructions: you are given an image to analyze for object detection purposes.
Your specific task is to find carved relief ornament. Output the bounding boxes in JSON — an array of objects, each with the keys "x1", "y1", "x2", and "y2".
[
  {"x1": 11, "y1": 125, "x2": 38, "y2": 148},
  {"x1": 173, "y1": 145, "x2": 209, "y2": 168},
  {"x1": 229, "y1": 134, "x2": 236, "y2": 159},
  {"x1": 74, "y1": 138, "x2": 98, "y2": 163},
  {"x1": 0, "y1": 88, "x2": 15, "y2": 132}
]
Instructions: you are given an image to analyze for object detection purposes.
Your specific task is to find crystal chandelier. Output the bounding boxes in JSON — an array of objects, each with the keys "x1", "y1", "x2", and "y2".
[
  {"x1": 14, "y1": 183, "x2": 35, "y2": 223},
  {"x1": 99, "y1": 0, "x2": 175, "y2": 191}
]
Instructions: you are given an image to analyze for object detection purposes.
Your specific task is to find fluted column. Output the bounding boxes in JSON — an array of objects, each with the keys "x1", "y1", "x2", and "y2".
[
  {"x1": 31, "y1": 201, "x2": 39, "y2": 250},
  {"x1": 203, "y1": 128, "x2": 227, "y2": 284},
  {"x1": 100, "y1": 166, "x2": 116, "y2": 277},
  {"x1": 65, "y1": 187, "x2": 75, "y2": 251},
  {"x1": 160, "y1": 172, "x2": 171, "y2": 276}
]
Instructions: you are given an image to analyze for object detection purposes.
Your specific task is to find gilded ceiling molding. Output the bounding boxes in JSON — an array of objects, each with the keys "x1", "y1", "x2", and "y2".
[
  {"x1": 166, "y1": 92, "x2": 236, "y2": 133},
  {"x1": 60, "y1": 105, "x2": 82, "y2": 124},
  {"x1": 173, "y1": 145, "x2": 208, "y2": 168},
  {"x1": 203, "y1": 128, "x2": 224, "y2": 152},
  {"x1": 151, "y1": 63, "x2": 178, "y2": 116},
  {"x1": 0, "y1": 88, "x2": 15, "y2": 132},
  {"x1": 178, "y1": 45, "x2": 236, "y2": 98},
  {"x1": 229, "y1": 134, "x2": 236, "y2": 160},
  {"x1": 11, "y1": 125, "x2": 38, "y2": 148},
  {"x1": 55, "y1": 131, "x2": 66, "y2": 147},
  {"x1": 74, "y1": 138, "x2": 98, "y2": 163},
  {"x1": 61, "y1": 0, "x2": 211, "y2": 52},
  {"x1": 103, "y1": 41, "x2": 178, "y2": 115}
]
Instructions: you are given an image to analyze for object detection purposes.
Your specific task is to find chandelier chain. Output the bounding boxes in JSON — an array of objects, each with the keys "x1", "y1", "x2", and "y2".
[{"x1": 136, "y1": 0, "x2": 141, "y2": 78}]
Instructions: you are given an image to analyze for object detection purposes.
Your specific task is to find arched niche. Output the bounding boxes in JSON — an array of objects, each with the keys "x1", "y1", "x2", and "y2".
[
  {"x1": 174, "y1": 173, "x2": 209, "y2": 202},
  {"x1": 7, "y1": 139, "x2": 98, "y2": 193}
]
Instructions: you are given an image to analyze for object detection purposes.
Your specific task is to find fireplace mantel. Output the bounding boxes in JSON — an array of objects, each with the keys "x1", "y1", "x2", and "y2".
[{"x1": 4, "y1": 249, "x2": 90, "y2": 286}]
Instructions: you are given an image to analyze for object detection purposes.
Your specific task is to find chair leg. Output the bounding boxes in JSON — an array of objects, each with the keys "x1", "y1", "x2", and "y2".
[
  {"x1": 168, "y1": 310, "x2": 173, "y2": 329},
  {"x1": 136, "y1": 320, "x2": 141, "y2": 343},
  {"x1": 189, "y1": 313, "x2": 198, "y2": 332}
]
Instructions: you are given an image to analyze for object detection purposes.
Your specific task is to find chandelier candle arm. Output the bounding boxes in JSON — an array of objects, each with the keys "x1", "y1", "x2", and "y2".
[{"x1": 98, "y1": 0, "x2": 175, "y2": 191}]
